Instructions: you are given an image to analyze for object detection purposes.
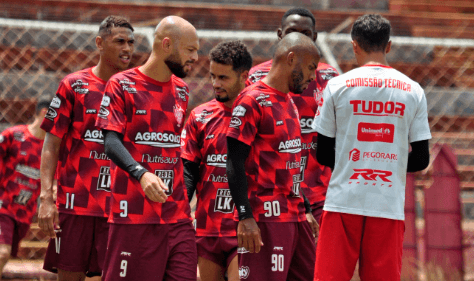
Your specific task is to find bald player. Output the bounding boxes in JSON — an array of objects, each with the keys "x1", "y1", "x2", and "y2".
[
  {"x1": 226, "y1": 33, "x2": 320, "y2": 281},
  {"x1": 96, "y1": 16, "x2": 199, "y2": 281}
]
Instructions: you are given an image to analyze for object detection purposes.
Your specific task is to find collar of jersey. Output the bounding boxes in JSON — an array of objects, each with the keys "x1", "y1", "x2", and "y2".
[
  {"x1": 88, "y1": 67, "x2": 106, "y2": 84},
  {"x1": 258, "y1": 81, "x2": 288, "y2": 97},
  {"x1": 362, "y1": 64, "x2": 392, "y2": 69},
  {"x1": 134, "y1": 67, "x2": 172, "y2": 85}
]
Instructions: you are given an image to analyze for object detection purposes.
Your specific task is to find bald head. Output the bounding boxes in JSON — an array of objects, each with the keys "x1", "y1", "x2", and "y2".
[
  {"x1": 267, "y1": 32, "x2": 320, "y2": 94},
  {"x1": 273, "y1": 32, "x2": 319, "y2": 62},
  {"x1": 149, "y1": 16, "x2": 199, "y2": 78},
  {"x1": 155, "y1": 16, "x2": 197, "y2": 43}
]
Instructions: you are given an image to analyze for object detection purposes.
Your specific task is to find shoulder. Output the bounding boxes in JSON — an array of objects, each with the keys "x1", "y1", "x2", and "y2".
[
  {"x1": 60, "y1": 68, "x2": 91, "y2": 87},
  {"x1": 317, "y1": 63, "x2": 339, "y2": 74},
  {"x1": 191, "y1": 100, "x2": 218, "y2": 115},
  {"x1": 171, "y1": 75, "x2": 189, "y2": 88}
]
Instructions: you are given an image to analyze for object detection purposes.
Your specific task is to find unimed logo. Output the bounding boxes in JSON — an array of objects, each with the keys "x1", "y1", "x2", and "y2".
[
  {"x1": 350, "y1": 169, "x2": 392, "y2": 182},
  {"x1": 357, "y1": 122, "x2": 394, "y2": 143},
  {"x1": 349, "y1": 148, "x2": 360, "y2": 161}
]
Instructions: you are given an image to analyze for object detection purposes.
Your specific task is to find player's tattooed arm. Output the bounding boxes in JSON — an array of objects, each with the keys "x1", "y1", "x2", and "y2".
[
  {"x1": 407, "y1": 139, "x2": 430, "y2": 172},
  {"x1": 39, "y1": 133, "x2": 61, "y2": 238},
  {"x1": 104, "y1": 130, "x2": 168, "y2": 202},
  {"x1": 316, "y1": 134, "x2": 335, "y2": 170},
  {"x1": 182, "y1": 158, "x2": 200, "y2": 202}
]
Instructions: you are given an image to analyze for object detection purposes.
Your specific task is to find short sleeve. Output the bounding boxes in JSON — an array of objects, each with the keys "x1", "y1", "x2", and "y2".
[
  {"x1": 181, "y1": 111, "x2": 202, "y2": 163},
  {"x1": 409, "y1": 89, "x2": 432, "y2": 143},
  {"x1": 40, "y1": 80, "x2": 75, "y2": 138},
  {"x1": 312, "y1": 86, "x2": 336, "y2": 138},
  {"x1": 95, "y1": 78, "x2": 127, "y2": 135},
  {"x1": 226, "y1": 94, "x2": 262, "y2": 146}
]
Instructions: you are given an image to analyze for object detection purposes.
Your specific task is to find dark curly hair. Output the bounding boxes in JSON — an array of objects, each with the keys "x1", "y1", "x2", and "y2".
[
  {"x1": 209, "y1": 40, "x2": 252, "y2": 73},
  {"x1": 99, "y1": 15, "x2": 134, "y2": 37},
  {"x1": 281, "y1": 7, "x2": 316, "y2": 27},
  {"x1": 351, "y1": 14, "x2": 391, "y2": 53}
]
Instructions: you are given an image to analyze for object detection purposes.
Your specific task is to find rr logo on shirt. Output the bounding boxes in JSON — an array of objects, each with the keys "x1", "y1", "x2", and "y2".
[
  {"x1": 155, "y1": 170, "x2": 174, "y2": 196},
  {"x1": 349, "y1": 169, "x2": 392, "y2": 182},
  {"x1": 97, "y1": 166, "x2": 111, "y2": 192},
  {"x1": 214, "y1": 189, "x2": 234, "y2": 213}
]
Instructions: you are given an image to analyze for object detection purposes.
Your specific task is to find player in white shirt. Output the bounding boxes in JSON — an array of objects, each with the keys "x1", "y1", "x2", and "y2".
[{"x1": 312, "y1": 14, "x2": 431, "y2": 280}]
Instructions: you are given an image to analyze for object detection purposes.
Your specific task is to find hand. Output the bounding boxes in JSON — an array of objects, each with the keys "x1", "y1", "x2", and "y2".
[
  {"x1": 306, "y1": 212, "x2": 319, "y2": 239},
  {"x1": 38, "y1": 196, "x2": 60, "y2": 238},
  {"x1": 237, "y1": 218, "x2": 263, "y2": 253},
  {"x1": 139, "y1": 172, "x2": 168, "y2": 203}
]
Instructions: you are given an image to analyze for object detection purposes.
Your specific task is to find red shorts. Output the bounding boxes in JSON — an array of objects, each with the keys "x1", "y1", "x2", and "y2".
[
  {"x1": 0, "y1": 214, "x2": 29, "y2": 257},
  {"x1": 196, "y1": 236, "x2": 238, "y2": 269},
  {"x1": 43, "y1": 213, "x2": 109, "y2": 277},
  {"x1": 238, "y1": 221, "x2": 315, "y2": 281},
  {"x1": 102, "y1": 221, "x2": 197, "y2": 281},
  {"x1": 315, "y1": 211, "x2": 404, "y2": 281}
]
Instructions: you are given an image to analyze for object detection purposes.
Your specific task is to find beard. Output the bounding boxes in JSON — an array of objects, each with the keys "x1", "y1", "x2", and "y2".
[
  {"x1": 165, "y1": 53, "x2": 187, "y2": 78},
  {"x1": 215, "y1": 94, "x2": 231, "y2": 103},
  {"x1": 289, "y1": 66, "x2": 305, "y2": 94}
]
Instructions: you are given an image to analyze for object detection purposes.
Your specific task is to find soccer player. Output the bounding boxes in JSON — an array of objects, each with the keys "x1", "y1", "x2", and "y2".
[
  {"x1": 313, "y1": 14, "x2": 431, "y2": 280},
  {"x1": 38, "y1": 16, "x2": 135, "y2": 280},
  {"x1": 247, "y1": 7, "x2": 338, "y2": 224},
  {"x1": 226, "y1": 32, "x2": 320, "y2": 281},
  {"x1": 0, "y1": 101, "x2": 49, "y2": 276},
  {"x1": 95, "y1": 16, "x2": 199, "y2": 281},
  {"x1": 181, "y1": 40, "x2": 252, "y2": 281}
]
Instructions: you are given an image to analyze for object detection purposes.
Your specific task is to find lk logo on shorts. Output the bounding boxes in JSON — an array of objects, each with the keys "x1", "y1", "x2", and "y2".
[
  {"x1": 214, "y1": 189, "x2": 234, "y2": 213},
  {"x1": 155, "y1": 170, "x2": 174, "y2": 196}
]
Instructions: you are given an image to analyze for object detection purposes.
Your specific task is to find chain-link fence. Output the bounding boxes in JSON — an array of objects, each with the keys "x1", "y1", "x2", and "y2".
[{"x1": 1, "y1": 18, "x2": 474, "y2": 267}]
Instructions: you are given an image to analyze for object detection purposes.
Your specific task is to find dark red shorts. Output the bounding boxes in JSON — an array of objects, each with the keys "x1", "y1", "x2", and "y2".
[
  {"x1": 43, "y1": 213, "x2": 109, "y2": 277},
  {"x1": 238, "y1": 221, "x2": 315, "y2": 281},
  {"x1": 315, "y1": 211, "x2": 404, "y2": 281},
  {"x1": 0, "y1": 214, "x2": 29, "y2": 257},
  {"x1": 102, "y1": 221, "x2": 197, "y2": 281},
  {"x1": 196, "y1": 236, "x2": 238, "y2": 269},
  {"x1": 310, "y1": 200, "x2": 325, "y2": 224}
]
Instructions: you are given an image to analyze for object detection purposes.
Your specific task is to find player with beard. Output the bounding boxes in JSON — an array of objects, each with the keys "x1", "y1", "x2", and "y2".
[
  {"x1": 226, "y1": 33, "x2": 320, "y2": 281},
  {"x1": 95, "y1": 16, "x2": 199, "y2": 281},
  {"x1": 313, "y1": 14, "x2": 431, "y2": 280},
  {"x1": 0, "y1": 100, "x2": 49, "y2": 277},
  {"x1": 181, "y1": 41, "x2": 252, "y2": 281},
  {"x1": 247, "y1": 7, "x2": 338, "y2": 228},
  {"x1": 39, "y1": 16, "x2": 134, "y2": 280}
]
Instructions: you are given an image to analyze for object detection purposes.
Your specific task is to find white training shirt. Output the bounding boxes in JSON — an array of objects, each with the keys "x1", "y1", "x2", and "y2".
[{"x1": 313, "y1": 64, "x2": 431, "y2": 220}]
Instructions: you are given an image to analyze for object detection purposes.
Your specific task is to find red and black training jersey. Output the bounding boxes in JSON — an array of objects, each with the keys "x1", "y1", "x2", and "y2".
[
  {"x1": 247, "y1": 60, "x2": 338, "y2": 204},
  {"x1": 95, "y1": 67, "x2": 191, "y2": 224},
  {"x1": 0, "y1": 125, "x2": 43, "y2": 224},
  {"x1": 181, "y1": 99, "x2": 236, "y2": 237},
  {"x1": 226, "y1": 81, "x2": 306, "y2": 223},
  {"x1": 40, "y1": 67, "x2": 111, "y2": 218}
]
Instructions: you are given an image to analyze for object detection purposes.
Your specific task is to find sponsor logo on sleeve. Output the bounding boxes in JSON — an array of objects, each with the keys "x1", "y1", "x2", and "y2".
[
  {"x1": 229, "y1": 117, "x2": 242, "y2": 128},
  {"x1": 213, "y1": 189, "x2": 234, "y2": 213},
  {"x1": 101, "y1": 96, "x2": 111, "y2": 107},
  {"x1": 232, "y1": 105, "x2": 247, "y2": 117},
  {"x1": 176, "y1": 86, "x2": 189, "y2": 102},
  {"x1": 98, "y1": 95, "x2": 111, "y2": 119},
  {"x1": 119, "y1": 79, "x2": 137, "y2": 93},
  {"x1": 319, "y1": 68, "x2": 338, "y2": 80},
  {"x1": 357, "y1": 123, "x2": 394, "y2": 143},
  {"x1": 50, "y1": 96, "x2": 61, "y2": 109},
  {"x1": 45, "y1": 108, "x2": 58, "y2": 121},
  {"x1": 180, "y1": 129, "x2": 187, "y2": 146}
]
